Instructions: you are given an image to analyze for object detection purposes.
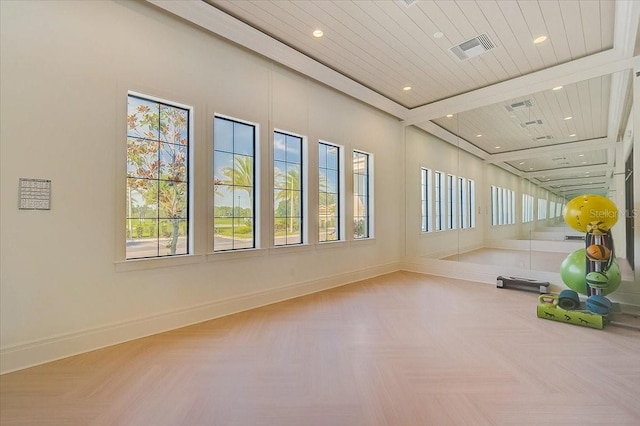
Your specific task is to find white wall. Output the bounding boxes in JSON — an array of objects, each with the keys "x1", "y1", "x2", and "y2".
[
  {"x1": 0, "y1": 1, "x2": 403, "y2": 373},
  {"x1": 404, "y1": 126, "x2": 484, "y2": 258}
]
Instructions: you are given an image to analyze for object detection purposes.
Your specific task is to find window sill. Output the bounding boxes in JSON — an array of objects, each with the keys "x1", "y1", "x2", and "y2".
[
  {"x1": 115, "y1": 254, "x2": 204, "y2": 272},
  {"x1": 268, "y1": 243, "x2": 314, "y2": 255},
  {"x1": 207, "y1": 247, "x2": 266, "y2": 262},
  {"x1": 316, "y1": 240, "x2": 348, "y2": 250},
  {"x1": 351, "y1": 237, "x2": 376, "y2": 246}
]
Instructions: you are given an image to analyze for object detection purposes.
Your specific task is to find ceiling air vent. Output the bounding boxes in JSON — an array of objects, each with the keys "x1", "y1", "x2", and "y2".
[
  {"x1": 449, "y1": 33, "x2": 496, "y2": 61},
  {"x1": 534, "y1": 135, "x2": 554, "y2": 141},
  {"x1": 505, "y1": 100, "x2": 533, "y2": 112},
  {"x1": 519, "y1": 119, "x2": 543, "y2": 128}
]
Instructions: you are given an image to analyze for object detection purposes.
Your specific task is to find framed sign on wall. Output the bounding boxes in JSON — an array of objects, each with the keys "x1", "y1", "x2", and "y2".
[{"x1": 19, "y1": 178, "x2": 51, "y2": 210}]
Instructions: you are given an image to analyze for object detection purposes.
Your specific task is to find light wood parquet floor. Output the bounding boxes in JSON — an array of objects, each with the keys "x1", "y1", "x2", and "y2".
[{"x1": 1, "y1": 271, "x2": 639, "y2": 425}]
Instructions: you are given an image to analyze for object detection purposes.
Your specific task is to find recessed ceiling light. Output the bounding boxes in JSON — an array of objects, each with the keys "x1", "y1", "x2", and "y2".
[
  {"x1": 552, "y1": 86, "x2": 563, "y2": 91},
  {"x1": 582, "y1": 161, "x2": 587, "y2": 164},
  {"x1": 533, "y1": 35, "x2": 547, "y2": 44},
  {"x1": 433, "y1": 31, "x2": 444, "y2": 39},
  {"x1": 476, "y1": 134, "x2": 482, "y2": 137},
  {"x1": 313, "y1": 29, "x2": 324, "y2": 38},
  {"x1": 495, "y1": 146, "x2": 501, "y2": 149},
  {"x1": 564, "y1": 116, "x2": 573, "y2": 120},
  {"x1": 446, "y1": 114, "x2": 453, "y2": 118},
  {"x1": 529, "y1": 167, "x2": 533, "y2": 170},
  {"x1": 579, "y1": 154, "x2": 584, "y2": 157},
  {"x1": 403, "y1": 86, "x2": 412, "y2": 91},
  {"x1": 569, "y1": 133, "x2": 577, "y2": 137},
  {"x1": 519, "y1": 162, "x2": 525, "y2": 165}
]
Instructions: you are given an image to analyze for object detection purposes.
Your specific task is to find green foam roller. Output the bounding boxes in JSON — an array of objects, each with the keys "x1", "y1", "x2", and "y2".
[{"x1": 537, "y1": 294, "x2": 604, "y2": 329}]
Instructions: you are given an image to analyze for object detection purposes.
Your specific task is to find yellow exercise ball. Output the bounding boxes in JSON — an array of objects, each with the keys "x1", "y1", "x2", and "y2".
[{"x1": 563, "y1": 194, "x2": 618, "y2": 233}]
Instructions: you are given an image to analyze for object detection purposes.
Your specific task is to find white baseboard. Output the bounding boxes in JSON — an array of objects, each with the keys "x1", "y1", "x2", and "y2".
[
  {"x1": 0, "y1": 262, "x2": 401, "y2": 375},
  {"x1": 487, "y1": 238, "x2": 583, "y2": 253}
]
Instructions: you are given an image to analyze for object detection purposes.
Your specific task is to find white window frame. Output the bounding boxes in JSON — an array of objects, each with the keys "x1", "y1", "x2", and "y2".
[
  {"x1": 434, "y1": 171, "x2": 444, "y2": 231},
  {"x1": 468, "y1": 179, "x2": 476, "y2": 228},
  {"x1": 421, "y1": 168, "x2": 432, "y2": 233},
  {"x1": 458, "y1": 176, "x2": 467, "y2": 229},
  {"x1": 492, "y1": 185, "x2": 515, "y2": 226},
  {"x1": 447, "y1": 174, "x2": 456, "y2": 230},
  {"x1": 123, "y1": 91, "x2": 194, "y2": 262},
  {"x1": 213, "y1": 114, "x2": 260, "y2": 252},
  {"x1": 353, "y1": 150, "x2": 374, "y2": 240},
  {"x1": 318, "y1": 140, "x2": 344, "y2": 242},
  {"x1": 538, "y1": 198, "x2": 548, "y2": 220},
  {"x1": 273, "y1": 129, "x2": 307, "y2": 247},
  {"x1": 522, "y1": 193, "x2": 534, "y2": 223}
]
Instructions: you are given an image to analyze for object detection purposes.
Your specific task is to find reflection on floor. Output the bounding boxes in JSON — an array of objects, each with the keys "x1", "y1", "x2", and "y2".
[{"x1": 442, "y1": 247, "x2": 634, "y2": 281}]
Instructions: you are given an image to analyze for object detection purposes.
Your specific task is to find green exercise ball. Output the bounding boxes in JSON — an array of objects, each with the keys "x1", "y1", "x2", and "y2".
[
  {"x1": 561, "y1": 248, "x2": 587, "y2": 295},
  {"x1": 560, "y1": 248, "x2": 621, "y2": 296},
  {"x1": 603, "y1": 261, "x2": 622, "y2": 295}
]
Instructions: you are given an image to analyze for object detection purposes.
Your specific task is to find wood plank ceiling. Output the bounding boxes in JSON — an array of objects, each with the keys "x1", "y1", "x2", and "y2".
[{"x1": 184, "y1": 0, "x2": 637, "y2": 199}]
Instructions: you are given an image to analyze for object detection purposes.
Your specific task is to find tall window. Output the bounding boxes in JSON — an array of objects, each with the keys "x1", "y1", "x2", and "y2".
[
  {"x1": 458, "y1": 176, "x2": 467, "y2": 229},
  {"x1": 538, "y1": 198, "x2": 548, "y2": 220},
  {"x1": 549, "y1": 201, "x2": 557, "y2": 218},
  {"x1": 213, "y1": 116, "x2": 256, "y2": 251},
  {"x1": 353, "y1": 150, "x2": 371, "y2": 239},
  {"x1": 492, "y1": 185, "x2": 515, "y2": 226},
  {"x1": 491, "y1": 186, "x2": 498, "y2": 226},
  {"x1": 447, "y1": 174, "x2": 456, "y2": 229},
  {"x1": 126, "y1": 94, "x2": 190, "y2": 260},
  {"x1": 522, "y1": 193, "x2": 534, "y2": 223},
  {"x1": 468, "y1": 179, "x2": 476, "y2": 228},
  {"x1": 434, "y1": 171, "x2": 444, "y2": 231},
  {"x1": 274, "y1": 131, "x2": 303, "y2": 246},
  {"x1": 319, "y1": 142, "x2": 340, "y2": 242},
  {"x1": 500, "y1": 187, "x2": 507, "y2": 225},
  {"x1": 506, "y1": 189, "x2": 516, "y2": 225},
  {"x1": 421, "y1": 168, "x2": 432, "y2": 232}
]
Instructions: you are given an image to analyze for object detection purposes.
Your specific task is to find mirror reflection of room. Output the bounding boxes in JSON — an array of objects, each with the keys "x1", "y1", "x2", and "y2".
[{"x1": 410, "y1": 71, "x2": 634, "y2": 283}]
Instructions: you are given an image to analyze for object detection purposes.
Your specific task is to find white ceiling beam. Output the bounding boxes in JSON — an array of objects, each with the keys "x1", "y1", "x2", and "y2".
[
  {"x1": 538, "y1": 176, "x2": 608, "y2": 187},
  {"x1": 614, "y1": 0, "x2": 640, "y2": 58},
  {"x1": 540, "y1": 184, "x2": 606, "y2": 193},
  {"x1": 526, "y1": 164, "x2": 611, "y2": 179},
  {"x1": 495, "y1": 162, "x2": 524, "y2": 178},
  {"x1": 485, "y1": 138, "x2": 613, "y2": 164},
  {"x1": 412, "y1": 122, "x2": 489, "y2": 160},
  {"x1": 146, "y1": 0, "x2": 409, "y2": 119},
  {"x1": 607, "y1": 68, "x2": 633, "y2": 142}
]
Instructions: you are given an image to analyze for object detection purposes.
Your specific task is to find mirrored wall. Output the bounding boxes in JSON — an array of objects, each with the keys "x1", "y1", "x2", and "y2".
[{"x1": 405, "y1": 69, "x2": 636, "y2": 289}]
